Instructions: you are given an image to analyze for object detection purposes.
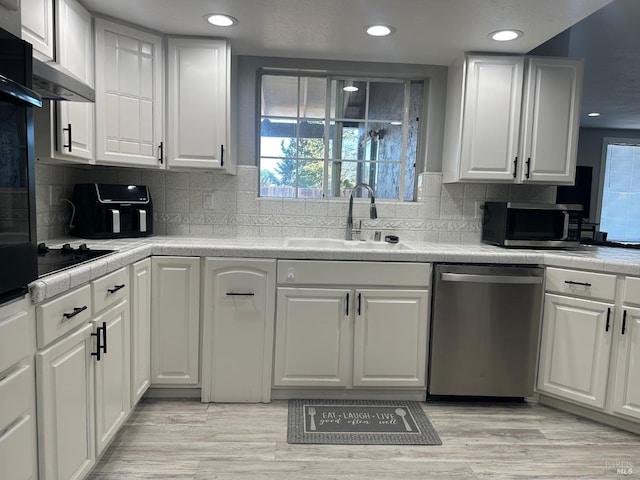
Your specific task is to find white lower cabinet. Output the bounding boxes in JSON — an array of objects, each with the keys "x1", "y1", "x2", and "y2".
[
  {"x1": 612, "y1": 306, "x2": 640, "y2": 420},
  {"x1": 151, "y1": 257, "x2": 200, "y2": 385},
  {"x1": 36, "y1": 322, "x2": 96, "y2": 480},
  {"x1": 130, "y1": 258, "x2": 151, "y2": 405},
  {"x1": 93, "y1": 299, "x2": 130, "y2": 455},
  {"x1": 274, "y1": 287, "x2": 351, "y2": 387},
  {"x1": 202, "y1": 258, "x2": 276, "y2": 402},
  {"x1": 353, "y1": 289, "x2": 429, "y2": 387},
  {"x1": 537, "y1": 293, "x2": 613, "y2": 409},
  {"x1": 0, "y1": 296, "x2": 37, "y2": 480},
  {"x1": 273, "y1": 261, "x2": 431, "y2": 390}
]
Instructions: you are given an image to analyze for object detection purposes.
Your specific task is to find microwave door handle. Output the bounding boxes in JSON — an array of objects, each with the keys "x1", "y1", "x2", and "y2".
[
  {"x1": 111, "y1": 209, "x2": 121, "y2": 234},
  {"x1": 138, "y1": 209, "x2": 147, "y2": 233},
  {"x1": 560, "y1": 211, "x2": 570, "y2": 240}
]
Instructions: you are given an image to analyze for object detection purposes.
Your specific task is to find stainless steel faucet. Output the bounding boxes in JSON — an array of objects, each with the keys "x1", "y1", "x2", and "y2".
[{"x1": 346, "y1": 183, "x2": 377, "y2": 240}]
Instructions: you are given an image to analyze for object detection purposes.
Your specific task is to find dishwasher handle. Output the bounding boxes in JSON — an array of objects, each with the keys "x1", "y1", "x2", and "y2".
[{"x1": 440, "y1": 272, "x2": 543, "y2": 284}]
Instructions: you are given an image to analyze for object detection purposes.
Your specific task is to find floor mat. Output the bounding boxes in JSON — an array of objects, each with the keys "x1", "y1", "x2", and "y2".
[{"x1": 287, "y1": 399, "x2": 442, "y2": 445}]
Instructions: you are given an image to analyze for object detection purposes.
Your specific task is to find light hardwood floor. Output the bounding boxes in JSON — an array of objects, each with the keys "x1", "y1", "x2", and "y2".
[{"x1": 88, "y1": 399, "x2": 640, "y2": 479}]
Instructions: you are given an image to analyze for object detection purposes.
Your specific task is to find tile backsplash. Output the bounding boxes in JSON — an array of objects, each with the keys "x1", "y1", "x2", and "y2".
[{"x1": 35, "y1": 163, "x2": 556, "y2": 243}]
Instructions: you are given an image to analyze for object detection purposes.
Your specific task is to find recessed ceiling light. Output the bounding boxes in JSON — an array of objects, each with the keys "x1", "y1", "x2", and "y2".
[
  {"x1": 488, "y1": 29, "x2": 523, "y2": 41},
  {"x1": 390, "y1": 121, "x2": 402, "y2": 126},
  {"x1": 204, "y1": 14, "x2": 238, "y2": 27},
  {"x1": 343, "y1": 86, "x2": 359, "y2": 92},
  {"x1": 365, "y1": 25, "x2": 395, "y2": 37},
  {"x1": 588, "y1": 112, "x2": 601, "y2": 117}
]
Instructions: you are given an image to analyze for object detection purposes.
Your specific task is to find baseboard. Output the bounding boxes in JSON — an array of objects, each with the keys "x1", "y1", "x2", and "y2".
[
  {"x1": 271, "y1": 388, "x2": 427, "y2": 401},
  {"x1": 538, "y1": 394, "x2": 640, "y2": 435},
  {"x1": 145, "y1": 387, "x2": 202, "y2": 399}
]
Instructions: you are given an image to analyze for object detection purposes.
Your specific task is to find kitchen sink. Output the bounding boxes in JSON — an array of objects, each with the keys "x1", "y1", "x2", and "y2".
[{"x1": 284, "y1": 238, "x2": 413, "y2": 250}]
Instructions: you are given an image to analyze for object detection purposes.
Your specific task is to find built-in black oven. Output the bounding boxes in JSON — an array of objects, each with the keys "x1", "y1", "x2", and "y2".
[{"x1": 0, "y1": 27, "x2": 42, "y2": 304}]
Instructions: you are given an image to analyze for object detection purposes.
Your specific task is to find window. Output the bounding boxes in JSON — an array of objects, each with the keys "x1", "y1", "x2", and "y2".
[
  {"x1": 599, "y1": 138, "x2": 640, "y2": 242},
  {"x1": 259, "y1": 72, "x2": 424, "y2": 201}
]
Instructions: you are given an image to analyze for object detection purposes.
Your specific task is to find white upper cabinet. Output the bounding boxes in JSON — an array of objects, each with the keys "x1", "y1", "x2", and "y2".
[
  {"x1": 94, "y1": 18, "x2": 164, "y2": 168},
  {"x1": 519, "y1": 57, "x2": 583, "y2": 184},
  {"x1": 32, "y1": 0, "x2": 95, "y2": 164},
  {"x1": 167, "y1": 38, "x2": 232, "y2": 172},
  {"x1": 21, "y1": 0, "x2": 54, "y2": 60},
  {"x1": 56, "y1": 0, "x2": 93, "y2": 85},
  {"x1": 442, "y1": 54, "x2": 583, "y2": 185}
]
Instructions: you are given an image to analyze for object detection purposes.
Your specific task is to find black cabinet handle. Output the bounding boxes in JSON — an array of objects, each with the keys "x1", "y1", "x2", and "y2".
[
  {"x1": 513, "y1": 157, "x2": 518, "y2": 178},
  {"x1": 91, "y1": 324, "x2": 103, "y2": 361},
  {"x1": 622, "y1": 310, "x2": 628, "y2": 335},
  {"x1": 107, "y1": 284, "x2": 126, "y2": 294},
  {"x1": 158, "y1": 141, "x2": 164, "y2": 164},
  {"x1": 346, "y1": 293, "x2": 349, "y2": 316},
  {"x1": 225, "y1": 292, "x2": 255, "y2": 296},
  {"x1": 101, "y1": 321, "x2": 107, "y2": 355},
  {"x1": 63, "y1": 123, "x2": 72, "y2": 152},
  {"x1": 525, "y1": 157, "x2": 531, "y2": 178},
  {"x1": 606, "y1": 307, "x2": 611, "y2": 332},
  {"x1": 220, "y1": 144, "x2": 224, "y2": 167},
  {"x1": 357, "y1": 293, "x2": 362, "y2": 316},
  {"x1": 564, "y1": 280, "x2": 592, "y2": 287},
  {"x1": 62, "y1": 305, "x2": 87, "y2": 319}
]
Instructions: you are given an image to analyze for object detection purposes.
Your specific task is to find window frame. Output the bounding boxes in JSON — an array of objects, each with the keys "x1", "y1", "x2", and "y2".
[
  {"x1": 596, "y1": 137, "x2": 640, "y2": 241},
  {"x1": 257, "y1": 68, "x2": 426, "y2": 201}
]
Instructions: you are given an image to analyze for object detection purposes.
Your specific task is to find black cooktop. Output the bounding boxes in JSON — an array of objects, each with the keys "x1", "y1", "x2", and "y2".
[{"x1": 37, "y1": 243, "x2": 115, "y2": 277}]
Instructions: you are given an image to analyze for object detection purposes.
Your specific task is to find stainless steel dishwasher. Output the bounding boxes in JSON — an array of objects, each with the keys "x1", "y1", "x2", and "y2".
[{"x1": 428, "y1": 263, "x2": 543, "y2": 399}]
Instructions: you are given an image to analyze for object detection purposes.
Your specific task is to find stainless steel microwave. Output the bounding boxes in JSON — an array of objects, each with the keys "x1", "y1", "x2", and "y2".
[{"x1": 481, "y1": 202, "x2": 583, "y2": 248}]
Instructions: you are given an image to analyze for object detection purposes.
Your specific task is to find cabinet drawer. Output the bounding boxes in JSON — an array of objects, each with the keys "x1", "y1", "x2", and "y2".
[
  {"x1": 36, "y1": 285, "x2": 92, "y2": 348},
  {"x1": 624, "y1": 276, "x2": 640, "y2": 306},
  {"x1": 545, "y1": 267, "x2": 616, "y2": 301},
  {"x1": 0, "y1": 364, "x2": 31, "y2": 433},
  {"x1": 0, "y1": 298, "x2": 32, "y2": 373},
  {"x1": 277, "y1": 261, "x2": 431, "y2": 287},
  {"x1": 92, "y1": 267, "x2": 129, "y2": 314}
]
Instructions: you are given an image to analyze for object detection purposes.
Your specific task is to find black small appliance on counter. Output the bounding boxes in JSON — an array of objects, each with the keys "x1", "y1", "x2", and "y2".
[{"x1": 71, "y1": 184, "x2": 153, "y2": 239}]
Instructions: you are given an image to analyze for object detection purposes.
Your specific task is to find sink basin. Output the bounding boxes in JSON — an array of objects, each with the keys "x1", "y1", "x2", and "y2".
[{"x1": 285, "y1": 238, "x2": 412, "y2": 251}]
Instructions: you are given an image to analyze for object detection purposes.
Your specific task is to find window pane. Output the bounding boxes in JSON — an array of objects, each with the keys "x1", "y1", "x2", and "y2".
[
  {"x1": 298, "y1": 121, "x2": 325, "y2": 159},
  {"x1": 260, "y1": 157, "x2": 289, "y2": 197},
  {"x1": 368, "y1": 82, "x2": 404, "y2": 122},
  {"x1": 367, "y1": 124, "x2": 402, "y2": 162},
  {"x1": 260, "y1": 119, "x2": 296, "y2": 158},
  {"x1": 261, "y1": 75, "x2": 298, "y2": 117},
  {"x1": 600, "y1": 143, "x2": 640, "y2": 242},
  {"x1": 330, "y1": 79, "x2": 367, "y2": 119},
  {"x1": 297, "y1": 160, "x2": 324, "y2": 198},
  {"x1": 299, "y1": 77, "x2": 326, "y2": 118}
]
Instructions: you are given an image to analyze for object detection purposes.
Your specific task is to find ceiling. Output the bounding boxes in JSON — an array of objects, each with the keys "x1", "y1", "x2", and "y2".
[
  {"x1": 560, "y1": 0, "x2": 640, "y2": 130},
  {"x1": 80, "y1": 0, "x2": 630, "y2": 127}
]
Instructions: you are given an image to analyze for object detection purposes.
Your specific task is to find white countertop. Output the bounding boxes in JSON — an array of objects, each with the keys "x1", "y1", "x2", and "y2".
[{"x1": 29, "y1": 236, "x2": 640, "y2": 303}]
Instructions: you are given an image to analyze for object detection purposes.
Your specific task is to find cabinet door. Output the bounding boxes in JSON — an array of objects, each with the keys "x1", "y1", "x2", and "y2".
[
  {"x1": 93, "y1": 299, "x2": 131, "y2": 456},
  {"x1": 537, "y1": 294, "x2": 613, "y2": 409},
  {"x1": 612, "y1": 306, "x2": 640, "y2": 420},
  {"x1": 36, "y1": 323, "x2": 95, "y2": 480},
  {"x1": 151, "y1": 257, "x2": 200, "y2": 385},
  {"x1": 94, "y1": 18, "x2": 164, "y2": 168},
  {"x1": 353, "y1": 289, "x2": 429, "y2": 387},
  {"x1": 56, "y1": 0, "x2": 93, "y2": 85},
  {"x1": 458, "y1": 55, "x2": 524, "y2": 181},
  {"x1": 167, "y1": 38, "x2": 230, "y2": 170},
  {"x1": 273, "y1": 287, "x2": 351, "y2": 387},
  {"x1": 131, "y1": 258, "x2": 151, "y2": 405},
  {"x1": 519, "y1": 58, "x2": 583, "y2": 184},
  {"x1": 202, "y1": 258, "x2": 276, "y2": 402},
  {"x1": 56, "y1": 102, "x2": 95, "y2": 162},
  {"x1": 21, "y1": 0, "x2": 54, "y2": 60}
]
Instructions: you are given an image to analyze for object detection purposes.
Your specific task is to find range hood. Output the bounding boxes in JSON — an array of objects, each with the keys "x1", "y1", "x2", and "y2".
[{"x1": 32, "y1": 58, "x2": 95, "y2": 102}]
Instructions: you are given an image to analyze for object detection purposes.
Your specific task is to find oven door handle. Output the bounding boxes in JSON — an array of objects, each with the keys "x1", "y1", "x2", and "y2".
[
  {"x1": 440, "y1": 273, "x2": 542, "y2": 284},
  {"x1": 560, "y1": 211, "x2": 570, "y2": 240}
]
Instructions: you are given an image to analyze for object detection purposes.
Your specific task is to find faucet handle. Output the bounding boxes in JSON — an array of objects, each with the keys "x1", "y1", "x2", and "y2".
[{"x1": 353, "y1": 220, "x2": 362, "y2": 233}]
